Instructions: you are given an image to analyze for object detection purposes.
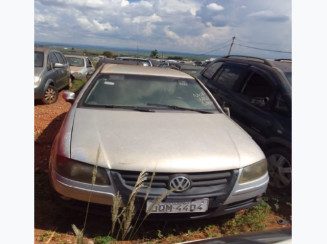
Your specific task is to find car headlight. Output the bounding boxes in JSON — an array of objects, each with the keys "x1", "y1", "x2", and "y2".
[
  {"x1": 54, "y1": 156, "x2": 110, "y2": 185},
  {"x1": 239, "y1": 159, "x2": 267, "y2": 184},
  {"x1": 34, "y1": 76, "x2": 41, "y2": 86}
]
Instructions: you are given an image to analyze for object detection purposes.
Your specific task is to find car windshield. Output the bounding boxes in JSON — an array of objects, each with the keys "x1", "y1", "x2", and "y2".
[
  {"x1": 83, "y1": 74, "x2": 218, "y2": 112},
  {"x1": 34, "y1": 51, "x2": 44, "y2": 67},
  {"x1": 66, "y1": 57, "x2": 85, "y2": 67}
]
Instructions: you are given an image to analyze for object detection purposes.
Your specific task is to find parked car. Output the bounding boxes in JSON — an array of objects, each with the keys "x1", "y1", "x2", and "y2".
[
  {"x1": 95, "y1": 57, "x2": 152, "y2": 70},
  {"x1": 34, "y1": 46, "x2": 71, "y2": 104},
  {"x1": 65, "y1": 54, "x2": 95, "y2": 80},
  {"x1": 179, "y1": 63, "x2": 205, "y2": 77},
  {"x1": 194, "y1": 61, "x2": 203, "y2": 66},
  {"x1": 197, "y1": 55, "x2": 292, "y2": 194},
  {"x1": 158, "y1": 62, "x2": 181, "y2": 70},
  {"x1": 49, "y1": 63, "x2": 268, "y2": 219},
  {"x1": 115, "y1": 56, "x2": 153, "y2": 66}
]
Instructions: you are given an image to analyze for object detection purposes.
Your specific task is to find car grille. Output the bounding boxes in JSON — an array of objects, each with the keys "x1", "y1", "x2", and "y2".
[
  {"x1": 110, "y1": 170, "x2": 238, "y2": 203},
  {"x1": 115, "y1": 170, "x2": 232, "y2": 188}
]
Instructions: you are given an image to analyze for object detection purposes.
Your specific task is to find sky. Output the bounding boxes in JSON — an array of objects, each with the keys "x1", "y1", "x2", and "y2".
[{"x1": 34, "y1": 0, "x2": 292, "y2": 58}]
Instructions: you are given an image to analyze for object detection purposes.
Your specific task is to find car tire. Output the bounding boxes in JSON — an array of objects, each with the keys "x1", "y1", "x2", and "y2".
[
  {"x1": 42, "y1": 85, "x2": 58, "y2": 104},
  {"x1": 265, "y1": 147, "x2": 292, "y2": 195}
]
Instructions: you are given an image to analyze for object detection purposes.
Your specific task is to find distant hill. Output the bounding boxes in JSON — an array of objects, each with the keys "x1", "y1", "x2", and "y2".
[{"x1": 34, "y1": 41, "x2": 221, "y2": 60}]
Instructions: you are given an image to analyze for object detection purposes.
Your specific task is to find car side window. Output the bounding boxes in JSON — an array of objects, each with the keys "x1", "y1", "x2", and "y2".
[
  {"x1": 240, "y1": 72, "x2": 274, "y2": 108},
  {"x1": 47, "y1": 53, "x2": 59, "y2": 69},
  {"x1": 86, "y1": 58, "x2": 92, "y2": 67},
  {"x1": 49, "y1": 52, "x2": 58, "y2": 64},
  {"x1": 214, "y1": 65, "x2": 246, "y2": 90},
  {"x1": 202, "y1": 62, "x2": 223, "y2": 79},
  {"x1": 54, "y1": 52, "x2": 64, "y2": 64}
]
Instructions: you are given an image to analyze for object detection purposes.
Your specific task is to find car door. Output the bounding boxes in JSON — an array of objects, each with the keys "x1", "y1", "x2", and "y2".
[
  {"x1": 203, "y1": 62, "x2": 249, "y2": 115},
  {"x1": 47, "y1": 52, "x2": 61, "y2": 88},
  {"x1": 231, "y1": 66, "x2": 278, "y2": 144},
  {"x1": 54, "y1": 52, "x2": 69, "y2": 89}
]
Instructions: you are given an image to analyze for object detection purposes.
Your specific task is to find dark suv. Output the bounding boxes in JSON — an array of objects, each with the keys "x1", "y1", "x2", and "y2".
[{"x1": 197, "y1": 55, "x2": 291, "y2": 194}]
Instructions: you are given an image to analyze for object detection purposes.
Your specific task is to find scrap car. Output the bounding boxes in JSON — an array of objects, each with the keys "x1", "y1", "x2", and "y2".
[{"x1": 49, "y1": 64, "x2": 269, "y2": 219}]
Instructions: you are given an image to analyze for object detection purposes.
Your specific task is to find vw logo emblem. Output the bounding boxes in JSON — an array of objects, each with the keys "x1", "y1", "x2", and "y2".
[{"x1": 169, "y1": 176, "x2": 191, "y2": 192}]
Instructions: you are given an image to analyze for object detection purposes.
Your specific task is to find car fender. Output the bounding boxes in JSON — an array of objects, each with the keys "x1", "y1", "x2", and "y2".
[{"x1": 42, "y1": 78, "x2": 55, "y2": 94}]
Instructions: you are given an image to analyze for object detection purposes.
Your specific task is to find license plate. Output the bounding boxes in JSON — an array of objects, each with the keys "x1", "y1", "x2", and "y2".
[{"x1": 146, "y1": 198, "x2": 209, "y2": 214}]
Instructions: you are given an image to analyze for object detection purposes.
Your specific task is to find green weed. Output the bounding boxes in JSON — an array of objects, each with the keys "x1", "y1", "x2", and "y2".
[
  {"x1": 204, "y1": 225, "x2": 222, "y2": 238},
  {"x1": 69, "y1": 78, "x2": 86, "y2": 92},
  {"x1": 221, "y1": 200, "x2": 273, "y2": 235},
  {"x1": 93, "y1": 235, "x2": 116, "y2": 244},
  {"x1": 41, "y1": 231, "x2": 52, "y2": 242},
  {"x1": 157, "y1": 229, "x2": 163, "y2": 239}
]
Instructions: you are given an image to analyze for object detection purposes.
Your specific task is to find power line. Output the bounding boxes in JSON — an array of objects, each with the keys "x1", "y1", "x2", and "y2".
[
  {"x1": 198, "y1": 40, "x2": 231, "y2": 55},
  {"x1": 236, "y1": 38, "x2": 280, "y2": 46},
  {"x1": 234, "y1": 43, "x2": 292, "y2": 54}
]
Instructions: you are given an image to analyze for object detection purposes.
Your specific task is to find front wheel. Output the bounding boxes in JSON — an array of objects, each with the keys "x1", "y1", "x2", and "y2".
[
  {"x1": 42, "y1": 85, "x2": 58, "y2": 104},
  {"x1": 265, "y1": 147, "x2": 292, "y2": 195}
]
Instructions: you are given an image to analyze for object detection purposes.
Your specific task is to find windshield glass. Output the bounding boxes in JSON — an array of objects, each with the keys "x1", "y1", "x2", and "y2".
[
  {"x1": 83, "y1": 74, "x2": 218, "y2": 112},
  {"x1": 34, "y1": 51, "x2": 44, "y2": 67},
  {"x1": 66, "y1": 57, "x2": 85, "y2": 67}
]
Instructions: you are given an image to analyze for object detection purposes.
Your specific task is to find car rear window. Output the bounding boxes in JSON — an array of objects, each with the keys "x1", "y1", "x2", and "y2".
[
  {"x1": 83, "y1": 74, "x2": 218, "y2": 112},
  {"x1": 66, "y1": 57, "x2": 85, "y2": 67}
]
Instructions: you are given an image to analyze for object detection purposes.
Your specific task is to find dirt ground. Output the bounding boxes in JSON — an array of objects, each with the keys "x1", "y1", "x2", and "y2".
[{"x1": 34, "y1": 92, "x2": 291, "y2": 243}]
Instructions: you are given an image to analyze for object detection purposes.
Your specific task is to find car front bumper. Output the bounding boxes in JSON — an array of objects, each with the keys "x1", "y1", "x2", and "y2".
[{"x1": 49, "y1": 166, "x2": 268, "y2": 219}]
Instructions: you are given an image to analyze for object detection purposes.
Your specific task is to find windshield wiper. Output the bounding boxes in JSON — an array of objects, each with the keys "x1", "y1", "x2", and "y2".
[
  {"x1": 147, "y1": 103, "x2": 213, "y2": 114},
  {"x1": 104, "y1": 105, "x2": 155, "y2": 112}
]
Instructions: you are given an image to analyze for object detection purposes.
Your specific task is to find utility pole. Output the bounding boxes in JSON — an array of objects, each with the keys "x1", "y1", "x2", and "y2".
[{"x1": 227, "y1": 36, "x2": 235, "y2": 56}]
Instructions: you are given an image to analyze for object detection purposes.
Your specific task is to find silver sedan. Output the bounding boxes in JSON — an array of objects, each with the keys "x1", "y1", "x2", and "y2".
[{"x1": 49, "y1": 64, "x2": 268, "y2": 219}]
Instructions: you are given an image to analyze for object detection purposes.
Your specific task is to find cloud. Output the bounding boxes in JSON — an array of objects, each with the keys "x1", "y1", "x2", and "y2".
[
  {"x1": 206, "y1": 3, "x2": 224, "y2": 11},
  {"x1": 164, "y1": 27, "x2": 180, "y2": 40},
  {"x1": 34, "y1": 0, "x2": 292, "y2": 57},
  {"x1": 132, "y1": 14, "x2": 162, "y2": 24},
  {"x1": 248, "y1": 10, "x2": 289, "y2": 22}
]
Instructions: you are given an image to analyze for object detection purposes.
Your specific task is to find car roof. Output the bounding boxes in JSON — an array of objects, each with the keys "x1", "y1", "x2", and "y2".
[
  {"x1": 64, "y1": 54, "x2": 88, "y2": 58},
  {"x1": 34, "y1": 46, "x2": 51, "y2": 52},
  {"x1": 270, "y1": 60, "x2": 292, "y2": 73},
  {"x1": 116, "y1": 57, "x2": 150, "y2": 61},
  {"x1": 100, "y1": 64, "x2": 193, "y2": 78},
  {"x1": 219, "y1": 55, "x2": 292, "y2": 72}
]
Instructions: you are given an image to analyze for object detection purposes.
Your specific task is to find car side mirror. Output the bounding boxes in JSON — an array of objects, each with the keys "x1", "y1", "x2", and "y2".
[
  {"x1": 54, "y1": 63, "x2": 64, "y2": 68},
  {"x1": 62, "y1": 91, "x2": 75, "y2": 104},
  {"x1": 251, "y1": 97, "x2": 269, "y2": 107},
  {"x1": 223, "y1": 107, "x2": 230, "y2": 117},
  {"x1": 221, "y1": 101, "x2": 231, "y2": 117}
]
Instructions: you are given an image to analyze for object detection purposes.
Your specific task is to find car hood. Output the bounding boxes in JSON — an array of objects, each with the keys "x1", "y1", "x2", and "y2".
[{"x1": 70, "y1": 108, "x2": 264, "y2": 172}]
